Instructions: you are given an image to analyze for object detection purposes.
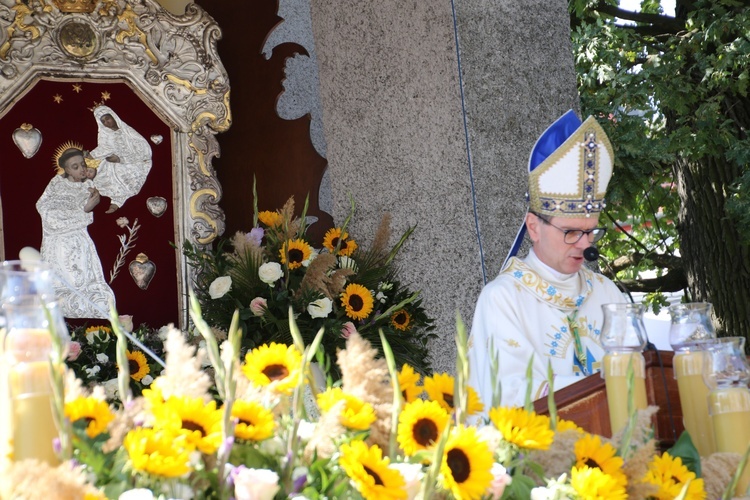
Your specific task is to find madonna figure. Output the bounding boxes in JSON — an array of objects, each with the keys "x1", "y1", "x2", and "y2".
[
  {"x1": 86, "y1": 105, "x2": 153, "y2": 213},
  {"x1": 36, "y1": 145, "x2": 115, "y2": 318}
]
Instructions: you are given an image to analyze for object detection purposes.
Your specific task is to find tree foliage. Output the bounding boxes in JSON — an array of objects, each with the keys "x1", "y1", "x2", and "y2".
[{"x1": 570, "y1": 0, "x2": 750, "y2": 332}]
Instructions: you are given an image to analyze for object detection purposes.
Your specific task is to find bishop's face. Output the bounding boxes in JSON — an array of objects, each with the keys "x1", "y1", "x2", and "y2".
[{"x1": 526, "y1": 213, "x2": 601, "y2": 274}]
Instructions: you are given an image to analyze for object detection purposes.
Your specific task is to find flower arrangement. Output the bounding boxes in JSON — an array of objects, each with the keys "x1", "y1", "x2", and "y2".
[
  {"x1": 65, "y1": 321, "x2": 166, "y2": 401},
  {"x1": 183, "y1": 195, "x2": 436, "y2": 378},
  {"x1": 0, "y1": 300, "x2": 740, "y2": 500}
]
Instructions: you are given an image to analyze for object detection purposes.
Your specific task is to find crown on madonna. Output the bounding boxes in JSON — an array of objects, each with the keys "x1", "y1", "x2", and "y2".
[{"x1": 527, "y1": 110, "x2": 614, "y2": 218}]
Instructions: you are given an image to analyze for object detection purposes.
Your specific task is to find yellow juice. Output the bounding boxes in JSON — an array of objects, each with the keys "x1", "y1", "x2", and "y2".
[
  {"x1": 603, "y1": 352, "x2": 648, "y2": 434},
  {"x1": 674, "y1": 351, "x2": 715, "y2": 456},
  {"x1": 0, "y1": 327, "x2": 10, "y2": 462},
  {"x1": 710, "y1": 388, "x2": 750, "y2": 496},
  {"x1": 5, "y1": 329, "x2": 59, "y2": 465},
  {"x1": 12, "y1": 392, "x2": 59, "y2": 464}
]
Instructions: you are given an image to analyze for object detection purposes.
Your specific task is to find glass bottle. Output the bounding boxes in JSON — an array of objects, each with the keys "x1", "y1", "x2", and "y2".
[
  {"x1": 600, "y1": 303, "x2": 649, "y2": 434},
  {"x1": 703, "y1": 337, "x2": 750, "y2": 496},
  {"x1": 0, "y1": 260, "x2": 58, "y2": 463},
  {"x1": 2, "y1": 294, "x2": 68, "y2": 465},
  {"x1": 668, "y1": 302, "x2": 716, "y2": 456}
]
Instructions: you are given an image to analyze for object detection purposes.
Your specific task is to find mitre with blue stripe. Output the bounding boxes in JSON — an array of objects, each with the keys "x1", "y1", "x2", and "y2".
[
  {"x1": 528, "y1": 110, "x2": 614, "y2": 218},
  {"x1": 503, "y1": 110, "x2": 614, "y2": 266}
]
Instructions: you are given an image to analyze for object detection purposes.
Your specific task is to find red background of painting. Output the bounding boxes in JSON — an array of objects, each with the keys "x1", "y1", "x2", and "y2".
[{"x1": 0, "y1": 79, "x2": 178, "y2": 328}]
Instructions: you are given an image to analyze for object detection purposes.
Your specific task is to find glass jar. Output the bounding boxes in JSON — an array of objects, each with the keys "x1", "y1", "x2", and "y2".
[{"x1": 600, "y1": 303, "x2": 649, "y2": 434}]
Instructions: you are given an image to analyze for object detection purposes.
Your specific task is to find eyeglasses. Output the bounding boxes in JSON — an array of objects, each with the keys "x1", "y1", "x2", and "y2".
[{"x1": 534, "y1": 214, "x2": 607, "y2": 245}]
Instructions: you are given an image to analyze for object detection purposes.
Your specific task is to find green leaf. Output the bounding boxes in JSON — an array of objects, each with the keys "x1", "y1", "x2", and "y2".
[{"x1": 668, "y1": 431, "x2": 702, "y2": 478}]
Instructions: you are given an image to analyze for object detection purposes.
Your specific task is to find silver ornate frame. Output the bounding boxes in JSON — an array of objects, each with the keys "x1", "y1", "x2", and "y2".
[{"x1": 0, "y1": 0, "x2": 230, "y2": 326}]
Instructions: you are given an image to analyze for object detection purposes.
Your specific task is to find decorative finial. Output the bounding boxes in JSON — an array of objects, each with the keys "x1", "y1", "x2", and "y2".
[{"x1": 52, "y1": 0, "x2": 97, "y2": 14}]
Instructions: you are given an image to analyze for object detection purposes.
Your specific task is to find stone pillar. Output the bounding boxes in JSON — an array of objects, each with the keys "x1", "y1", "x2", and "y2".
[{"x1": 309, "y1": 0, "x2": 578, "y2": 374}]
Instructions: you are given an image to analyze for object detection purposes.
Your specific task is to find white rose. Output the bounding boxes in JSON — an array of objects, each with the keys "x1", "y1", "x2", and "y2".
[
  {"x1": 391, "y1": 462, "x2": 423, "y2": 500},
  {"x1": 157, "y1": 325, "x2": 171, "y2": 341},
  {"x1": 19, "y1": 246, "x2": 42, "y2": 263},
  {"x1": 85, "y1": 365, "x2": 101, "y2": 377},
  {"x1": 141, "y1": 374, "x2": 154, "y2": 386},
  {"x1": 258, "y1": 262, "x2": 283, "y2": 285},
  {"x1": 234, "y1": 468, "x2": 280, "y2": 500},
  {"x1": 119, "y1": 490, "x2": 154, "y2": 500},
  {"x1": 302, "y1": 249, "x2": 318, "y2": 267},
  {"x1": 486, "y1": 463, "x2": 512, "y2": 500},
  {"x1": 102, "y1": 378, "x2": 119, "y2": 399},
  {"x1": 96, "y1": 353, "x2": 109, "y2": 363},
  {"x1": 119, "y1": 315, "x2": 134, "y2": 332},
  {"x1": 307, "y1": 297, "x2": 332, "y2": 319},
  {"x1": 209, "y1": 276, "x2": 232, "y2": 299},
  {"x1": 296, "y1": 420, "x2": 316, "y2": 442}
]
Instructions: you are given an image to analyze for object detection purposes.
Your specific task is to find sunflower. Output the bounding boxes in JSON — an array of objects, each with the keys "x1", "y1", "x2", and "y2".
[
  {"x1": 258, "y1": 210, "x2": 283, "y2": 227},
  {"x1": 390, "y1": 309, "x2": 412, "y2": 331},
  {"x1": 574, "y1": 434, "x2": 627, "y2": 489},
  {"x1": 317, "y1": 387, "x2": 377, "y2": 431},
  {"x1": 556, "y1": 417, "x2": 584, "y2": 434},
  {"x1": 323, "y1": 227, "x2": 358, "y2": 256},
  {"x1": 423, "y1": 372, "x2": 484, "y2": 416},
  {"x1": 279, "y1": 238, "x2": 313, "y2": 270},
  {"x1": 123, "y1": 428, "x2": 193, "y2": 478},
  {"x1": 85, "y1": 325, "x2": 112, "y2": 336},
  {"x1": 151, "y1": 395, "x2": 223, "y2": 454},
  {"x1": 439, "y1": 425, "x2": 494, "y2": 500},
  {"x1": 341, "y1": 283, "x2": 374, "y2": 320},
  {"x1": 242, "y1": 342, "x2": 303, "y2": 395},
  {"x1": 397, "y1": 399, "x2": 450, "y2": 456},
  {"x1": 231, "y1": 399, "x2": 275, "y2": 442},
  {"x1": 488, "y1": 407, "x2": 554, "y2": 450},
  {"x1": 642, "y1": 452, "x2": 706, "y2": 500},
  {"x1": 64, "y1": 396, "x2": 115, "y2": 438},
  {"x1": 126, "y1": 349, "x2": 150, "y2": 381},
  {"x1": 398, "y1": 364, "x2": 423, "y2": 402},
  {"x1": 339, "y1": 440, "x2": 407, "y2": 500},
  {"x1": 570, "y1": 465, "x2": 628, "y2": 500}
]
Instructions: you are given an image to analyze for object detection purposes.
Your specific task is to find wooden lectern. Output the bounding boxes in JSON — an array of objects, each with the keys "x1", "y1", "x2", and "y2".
[{"x1": 533, "y1": 350, "x2": 683, "y2": 447}]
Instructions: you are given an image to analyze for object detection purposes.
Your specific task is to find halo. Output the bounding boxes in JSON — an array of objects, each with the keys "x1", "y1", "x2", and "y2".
[{"x1": 52, "y1": 140, "x2": 84, "y2": 174}]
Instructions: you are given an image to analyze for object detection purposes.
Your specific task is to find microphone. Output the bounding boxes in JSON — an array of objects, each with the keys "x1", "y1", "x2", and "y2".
[{"x1": 583, "y1": 246, "x2": 599, "y2": 262}]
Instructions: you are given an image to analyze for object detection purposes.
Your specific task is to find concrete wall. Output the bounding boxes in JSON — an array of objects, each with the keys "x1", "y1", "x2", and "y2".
[{"x1": 279, "y1": 0, "x2": 580, "y2": 374}]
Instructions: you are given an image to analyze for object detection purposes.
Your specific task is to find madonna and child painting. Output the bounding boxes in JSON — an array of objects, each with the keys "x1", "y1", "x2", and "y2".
[{"x1": 0, "y1": 80, "x2": 179, "y2": 327}]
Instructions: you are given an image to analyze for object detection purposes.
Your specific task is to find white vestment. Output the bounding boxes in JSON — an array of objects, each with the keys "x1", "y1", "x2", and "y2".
[
  {"x1": 36, "y1": 175, "x2": 115, "y2": 318},
  {"x1": 468, "y1": 248, "x2": 625, "y2": 410},
  {"x1": 90, "y1": 105, "x2": 152, "y2": 208}
]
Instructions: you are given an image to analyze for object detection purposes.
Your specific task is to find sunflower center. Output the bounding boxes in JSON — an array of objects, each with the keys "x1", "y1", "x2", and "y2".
[
  {"x1": 443, "y1": 393, "x2": 454, "y2": 408},
  {"x1": 446, "y1": 448, "x2": 471, "y2": 483},
  {"x1": 331, "y1": 237, "x2": 341, "y2": 248},
  {"x1": 585, "y1": 458, "x2": 600, "y2": 469},
  {"x1": 182, "y1": 420, "x2": 206, "y2": 436},
  {"x1": 348, "y1": 294, "x2": 364, "y2": 311},
  {"x1": 412, "y1": 418, "x2": 438, "y2": 446},
  {"x1": 363, "y1": 465, "x2": 384, "y2": 486},
  {"x1": 263, "y1": 364, "x2": 290, "y2": 381},
  {"x1": 289, "y1": 248, "x2": 304, "y2": 263},
  {"x1": 394, "y1": 312, "x2": 407, "y2": 324},
  {"x1": 128, "y1": 359, "x2": 139, "y2": 373}
]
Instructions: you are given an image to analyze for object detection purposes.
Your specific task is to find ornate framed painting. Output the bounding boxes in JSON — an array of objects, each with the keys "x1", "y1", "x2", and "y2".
[{"x1": 0, "y1": 0, "x2": 230, "y2": 328}]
